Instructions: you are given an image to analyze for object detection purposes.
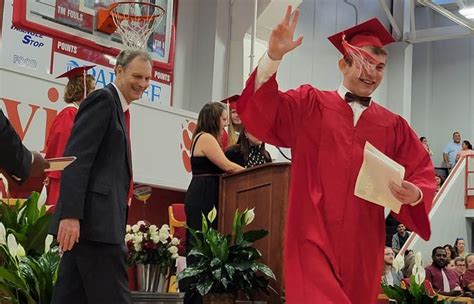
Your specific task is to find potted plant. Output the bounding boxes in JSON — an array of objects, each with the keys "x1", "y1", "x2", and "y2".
[
  {"x1": 177, "y1": 207, "x2": 276, "y2": 303},
  {"x1": 0, "y1": 190, "x2": 60, "y2": 304},
  {"x1": 0, "y1": 189, "x2": 53, "y2": 256},
  {"x1": 125, "y1": 221, "x2": 180, "y2": 292}
]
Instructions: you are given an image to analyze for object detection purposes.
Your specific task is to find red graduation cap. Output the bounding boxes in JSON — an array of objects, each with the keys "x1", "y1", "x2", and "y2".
[
  {"x1": 56, "y1": 65, "x2": 95, "y2": 100},
  {"x1": 56, "y1": 65, "x2": 95, "y2": 80},
  {"x1": 220, "y1": 95, "x2": 240, "y2": 110},
  {"x1": 327, "y1": 18, "x2": 395, "y2": 56}
]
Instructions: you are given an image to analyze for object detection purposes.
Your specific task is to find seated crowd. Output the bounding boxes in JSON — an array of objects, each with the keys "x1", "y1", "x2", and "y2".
[{"x1": 382, "y1": 236, "x2": 474, "y2": 297}]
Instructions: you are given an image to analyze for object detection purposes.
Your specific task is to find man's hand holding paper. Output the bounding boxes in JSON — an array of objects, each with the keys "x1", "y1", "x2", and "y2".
[{"x1": 355, "y1": 142, "x2": 422, "y2": 213}]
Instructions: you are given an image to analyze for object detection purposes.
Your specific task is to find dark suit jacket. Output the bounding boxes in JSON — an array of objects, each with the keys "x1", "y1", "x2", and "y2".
[
  {"x1": 49, "y1": 84, "x2": 132, "y2": 244},
  {"x1": 0, "y1": 110, "x2": 32, "y2": 182}
]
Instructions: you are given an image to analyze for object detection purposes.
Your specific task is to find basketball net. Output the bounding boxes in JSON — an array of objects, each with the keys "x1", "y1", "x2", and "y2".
[{"x1": 110, "y1": 2, "x2": 165, "y2": 49}]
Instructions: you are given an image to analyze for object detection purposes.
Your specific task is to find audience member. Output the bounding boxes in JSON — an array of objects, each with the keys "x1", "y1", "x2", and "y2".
[
  {"x1": 402, "y1": 250, "x2": 415, "y2": 278},
  {"x1": 392, "y1": 224, "x2": 410, "y2": 254},
  {"x1": 183, "y1": 102, "x2": 244, "y2": 304},
  {"x1": 447, "y1": 259, "x2": 456, "y2": 271},
  {"x1": 443, "y1": 131, "x2": 462, "y2": 171},
  {"x1": 45, "y1": 66, "x2": 96, "y2": 207},
  {"x1": 444, "y1": 244, "x2": 456, "y2": 261},
  {"x1": 454, "y1": 257, "x2": 467, "y2": 278},
  {"x1": 425, "y1": 247, "x2": 462, "y2": 296},
  {"x1": 420, "y1": 136, "x2": 433, "y2": 156},
  {"x1": 225, "y1": 128, "x2": 272, "y2": 168},
  {"x1": 456, "y1": 140, "x2": 474, "y2": 163},
  {"x1": 435, "y1": 175, "x2": 445, "y2": 192},
  {"x1": 454, "y1": 237, "x2": 468, "y2": 259},
  {"x1": 461, "y1": 254, "x2": 474, "y2": 291},
  {"x1": 382, "y1": 247, "x2": 403, "y2": 286}
]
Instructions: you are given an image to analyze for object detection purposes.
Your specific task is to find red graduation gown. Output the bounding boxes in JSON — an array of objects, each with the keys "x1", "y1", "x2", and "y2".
[
  {"x1": 237, "y1": 71, "x2": 436, "y2": 304},
  {"x1": 44, "y1": 106, "x2": 78, "y2": 206}
]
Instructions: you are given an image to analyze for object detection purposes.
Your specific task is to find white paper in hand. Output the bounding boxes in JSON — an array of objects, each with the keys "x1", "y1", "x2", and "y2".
[
  {"x1": 44, "y1": 156, "x2": 76, "y2": 172},
  {"x1": 354, "y1": 142, "x2": 405, "y2": 213}
]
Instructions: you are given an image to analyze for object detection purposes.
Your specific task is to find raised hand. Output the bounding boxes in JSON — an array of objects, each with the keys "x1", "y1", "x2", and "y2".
[{"x1": 268, "y1": 5, "x2": 304, "y2": 60}]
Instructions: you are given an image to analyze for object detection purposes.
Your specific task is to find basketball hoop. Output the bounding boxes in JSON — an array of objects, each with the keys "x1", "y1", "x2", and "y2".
[{"x1": 97, "y1": 1, "x2": 165, "y2": 49}]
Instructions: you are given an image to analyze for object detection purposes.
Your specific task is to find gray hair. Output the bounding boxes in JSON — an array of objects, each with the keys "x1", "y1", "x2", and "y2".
[{"x1": 114, "y1": 48, "x2": 153, "y2": 72}]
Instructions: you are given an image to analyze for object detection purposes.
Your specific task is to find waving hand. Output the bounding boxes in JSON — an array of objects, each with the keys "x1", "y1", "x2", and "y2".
[{"x1": 268, "y1": 6, "x2": 304, "y2": 60}]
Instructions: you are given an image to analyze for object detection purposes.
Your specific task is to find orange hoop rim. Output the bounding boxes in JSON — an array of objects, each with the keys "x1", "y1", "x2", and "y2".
[{"x1": 109, "y1": 1, "x2": 165, "y2": 22}]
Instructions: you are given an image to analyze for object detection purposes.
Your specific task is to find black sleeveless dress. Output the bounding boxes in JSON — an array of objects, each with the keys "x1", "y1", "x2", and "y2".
[{"x1": 183, "y1": 133, "x2": 224, "y2": 304}]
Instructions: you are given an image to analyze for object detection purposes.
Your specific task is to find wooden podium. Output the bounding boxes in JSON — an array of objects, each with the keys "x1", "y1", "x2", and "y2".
[{"x1": 218, "y1": 162, "x2": 290, "y2": 303}]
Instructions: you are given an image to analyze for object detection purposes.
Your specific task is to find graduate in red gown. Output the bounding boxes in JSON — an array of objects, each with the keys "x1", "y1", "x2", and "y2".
[
  {"x1": 237, "y1": 7, "x2": 436, "y2": 304},
  {"x1": 220, "y1": 95, "x2": 241, "y2": 149},
  {"x1": 44, "y1": 66, "x2": 95, "y2": 207}
]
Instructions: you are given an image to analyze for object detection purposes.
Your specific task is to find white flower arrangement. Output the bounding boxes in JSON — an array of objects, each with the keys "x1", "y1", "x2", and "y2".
[{"x1": 125, "y1": 221, "x2": 180, "y2": 268}]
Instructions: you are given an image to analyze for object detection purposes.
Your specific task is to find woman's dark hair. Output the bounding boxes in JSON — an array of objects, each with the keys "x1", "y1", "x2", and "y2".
[
  {"x1": 443, "y1": 244, "x2": 456, "y2": 259},
  {"x1": 236, "y1": 129, "x2": 272, "y2": 165},
  {"x1": 463, "y1": 140, "x2": 473, "y2": 150},
  {"x1": 453, "y1": 237, "x2": 465, "y2": 256},
  {"x1": 193, "y1": 102, "x2": 226, "y2": 143}
]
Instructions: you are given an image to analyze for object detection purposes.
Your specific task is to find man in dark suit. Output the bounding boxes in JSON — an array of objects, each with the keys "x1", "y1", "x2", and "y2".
[
  {"x1": 0, "y1": 110, "x2": 49, "y2": 182},
  {"x1": 49, "y1": 49, "x2": 153, "y2": 304}
]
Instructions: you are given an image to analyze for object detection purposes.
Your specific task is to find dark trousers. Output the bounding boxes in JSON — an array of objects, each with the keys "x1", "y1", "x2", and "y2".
[{"x1": 51, "y1": 239, "x2": 131, "y2": 304}]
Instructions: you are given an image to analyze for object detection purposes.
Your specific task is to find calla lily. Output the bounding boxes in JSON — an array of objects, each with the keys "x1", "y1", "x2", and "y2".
[
  {"x1": 243, "y1": 208, "x2": 255, "y2": 225},
  {"x1": 44, "y1": 234, "x2": 53, "y2": 254},
  {"x1": 7, "y1": 234, "x2": 18, "y2": 258},
  {"x1": 415, "y1": 251, "x2": 422, "y2": 266},
  {"x1": 207, "y1": 207, "x2": 217, "y2": 223},
  {"x1": 37, "y1": 184, "x2": 47, "y2": 209},
  {"x1": 392, "y1": 253, "x2": 405, "y2": 272},
  {"x1": 412, "y1": 264, "x2": 426, "y2": 284},
  {"x1": 0, "y1": 223, "x2": 6, "y2": 245},
  {"x1": 16, "y1": 244, "x2": 25, "y2": 258}
]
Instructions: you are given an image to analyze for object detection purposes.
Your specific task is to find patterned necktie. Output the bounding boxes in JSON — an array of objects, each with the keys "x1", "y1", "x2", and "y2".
[{"x1": 344, "y1": 92, "x2": 371, "y2": 107}]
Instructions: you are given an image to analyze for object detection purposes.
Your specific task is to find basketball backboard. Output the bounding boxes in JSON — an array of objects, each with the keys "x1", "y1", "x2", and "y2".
[{"x1": 12, "y1": 0, "x2": 176, "y2": 70}]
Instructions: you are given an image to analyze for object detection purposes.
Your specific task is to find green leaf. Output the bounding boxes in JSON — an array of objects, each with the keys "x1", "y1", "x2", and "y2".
[
  {"x1": 381, "y1": 286, "x2": 404, "y2": 303},
  {"x1": 176, "y1": 267, "x2": 205, "y2": 281},
  {"x1": 0, "y1": 202, "x2": 19, "y2": 230},
  {"x1": 0, "y1": 267, "x2": 29, "y2": 293},
  {"x1": 243, "y1": 229, "x2": 268, "y2": 243},
  {"x1": 196, "y1": 280, "x2": 214, "y2": 296},
  {"x1": 256, "y1": 263, "x2": 276, "y2": 280},
  {"x1": 23, "y1": 214, "x2": 52, "y2": 255},
  {"x1": 201, "y1": 214, "x2": 209, "y2": 234},
  {"x1": 22, "y1": 193, "x2": 40, "y2": 226},
  {"x1": 188, "y1": 248, "x2": 205, "y2": 258}
]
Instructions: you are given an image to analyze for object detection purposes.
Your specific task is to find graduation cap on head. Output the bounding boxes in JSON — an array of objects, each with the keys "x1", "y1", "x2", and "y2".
[
  {"x1": 56, "y1": 65, "x2": 95, "y2": 80},
  {"x1": 327, "y1": 18, "x2": 395, "y2": 57},
  {"x1": 56, "y1": 65, "x2": 95, "y2": 99},
  {"x1": 220, "y1": 95, "x2": 240, "y2": 110}
]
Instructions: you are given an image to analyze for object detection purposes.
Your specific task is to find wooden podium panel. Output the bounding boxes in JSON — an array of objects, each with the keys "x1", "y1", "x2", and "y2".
[{"x1": 219, "y1": 163, "x2": 290, "y2": 303}]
